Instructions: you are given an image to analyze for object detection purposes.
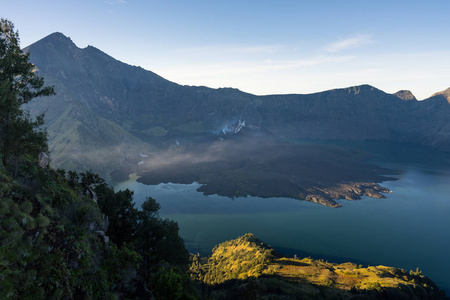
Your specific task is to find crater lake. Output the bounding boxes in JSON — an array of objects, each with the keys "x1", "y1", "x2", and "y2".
[{"x1": 115, "y1": 141, "x2": 450, "y2": 294}]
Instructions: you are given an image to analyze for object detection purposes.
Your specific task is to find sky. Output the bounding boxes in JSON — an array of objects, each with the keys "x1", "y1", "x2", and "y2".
[{"x1": 2, "y1": 0, "x2": 450, "y2": 100}]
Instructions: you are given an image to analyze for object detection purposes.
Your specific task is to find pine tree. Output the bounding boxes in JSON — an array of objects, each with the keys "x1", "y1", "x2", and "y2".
[{"x1": 0, "y1": 18, "x2": 54, "y2": 170}]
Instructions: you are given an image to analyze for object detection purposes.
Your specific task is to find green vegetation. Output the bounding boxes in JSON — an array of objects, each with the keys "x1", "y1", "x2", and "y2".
[
  {"x1": 0, "y1": 18, "x2": 54, "y2": 170},
  {"x1": 190, "y1": 234, "x2": 447, "y2": 300},
  {"x1": 0, "y1": 161, "x2": 193, "y2": 298},
  {"x1": 141, "y1": 126, "x2": 169, "y2": 137},
  {"x1": 190, "y1": 233, "x2": 274, "y2": 285}
]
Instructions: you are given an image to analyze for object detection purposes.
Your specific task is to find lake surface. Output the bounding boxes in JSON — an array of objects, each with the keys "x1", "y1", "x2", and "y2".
[{"x1": 115, "y1": 141, "x2": 450, "y2": 294}]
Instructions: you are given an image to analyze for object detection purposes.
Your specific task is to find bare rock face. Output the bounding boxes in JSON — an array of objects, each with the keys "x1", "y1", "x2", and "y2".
[
  {"x1": 38, "y1": 152, "x2": 50, "y2": 168},
  {"x1": 95, "y1": 231, "x2": 109, "y2": 244},
  {"x1": 88, "y1": 214, "x2": 110, "y2": 245},
  {"x1": 394, "y1": 90, "x2": 417, "y2": 101}
]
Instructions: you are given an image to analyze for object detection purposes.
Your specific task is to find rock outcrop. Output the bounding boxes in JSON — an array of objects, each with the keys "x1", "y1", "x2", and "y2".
[{"x1": 394, "y1": 90, "x2": 417, "y2": 101}]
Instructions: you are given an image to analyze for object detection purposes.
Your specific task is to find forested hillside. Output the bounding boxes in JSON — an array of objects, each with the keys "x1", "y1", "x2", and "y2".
[{"x1": 0, "y1": 163, "x2": 192, "y2": 298}]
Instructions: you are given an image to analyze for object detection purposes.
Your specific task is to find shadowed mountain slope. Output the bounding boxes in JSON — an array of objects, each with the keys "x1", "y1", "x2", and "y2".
[
  {"x1": 23, "y1": 33, "x2": 450, "y2": 183},
  {"x1": 25, "y1": 32, "x2": 450, "y2": 149}
]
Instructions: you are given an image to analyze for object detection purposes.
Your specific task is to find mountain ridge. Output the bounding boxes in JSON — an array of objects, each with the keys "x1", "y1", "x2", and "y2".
[
  {"x1": 23, "y1": 32, "x2": 450, "y2": 179},
  {"x1": 430, "y1": 87, "x2": 450, "y2": 103}
]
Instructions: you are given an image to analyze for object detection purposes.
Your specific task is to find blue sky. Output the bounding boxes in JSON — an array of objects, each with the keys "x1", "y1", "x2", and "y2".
[{"x1": 3, "y1": 0, "x2": 450, "y2": 99}]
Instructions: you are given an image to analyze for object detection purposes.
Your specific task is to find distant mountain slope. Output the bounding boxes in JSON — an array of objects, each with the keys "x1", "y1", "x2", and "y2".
[
  {"x1": 394, "y1": 90, "x2": 417, "y2": 101},
  {"x1": 23, "y1": 33, "x2": 450, "y2": 177},
  {"x1": 430, "y1": 88, "x2": 450, "y2": 103}
]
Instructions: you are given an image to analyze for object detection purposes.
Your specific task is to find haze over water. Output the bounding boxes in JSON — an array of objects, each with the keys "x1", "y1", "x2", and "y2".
[{"x1": 115, "y1": 141, "x2": 450, "y2": 295}]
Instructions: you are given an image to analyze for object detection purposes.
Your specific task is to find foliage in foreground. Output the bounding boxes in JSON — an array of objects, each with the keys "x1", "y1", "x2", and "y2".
[
  {"x1": 0, "y1": 18, "x2": 54, "y2": 171},
  {"x1": 0, "y1": 160, "x2": 194, "y2": 299}
]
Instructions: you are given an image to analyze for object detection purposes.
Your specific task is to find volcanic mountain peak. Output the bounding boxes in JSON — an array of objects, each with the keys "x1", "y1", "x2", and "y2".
[
  {"x1": 23, "y1": 32, "x2": 76, "y2": 53},
  {"x1": 36, "y1": 31, "x2": 73, "y2": 44}
]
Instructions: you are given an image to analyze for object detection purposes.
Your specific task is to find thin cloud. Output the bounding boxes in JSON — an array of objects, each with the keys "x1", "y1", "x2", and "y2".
[
  {"x1": 105, "y1": 0, "x2": 127, "y2": 5},
  {"x1": 324, "y1": 34, "x2": 374, "y2": 52},
  {"x1": 160, "y1": 55, "x2": 353, "y2": 77},
  {"x1": 178, "y1": 45, "x2": 283, "y2": 56}
]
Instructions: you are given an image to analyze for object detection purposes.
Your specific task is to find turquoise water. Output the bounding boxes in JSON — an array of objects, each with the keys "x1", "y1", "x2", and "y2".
[{"x1": 114, "y1": 143, "x2": 450, "y2": 294}]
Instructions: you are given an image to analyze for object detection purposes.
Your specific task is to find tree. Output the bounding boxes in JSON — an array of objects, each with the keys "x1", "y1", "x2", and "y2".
[
  {"x1": 95, "y1": 183, "x2": 139, "y2": 245},
  {"x1": 135, "y1": 197, "x2": 189, "y2": 280},
  {"x1": 0, "y1": 18, "x2": 54, "y2": 169}
]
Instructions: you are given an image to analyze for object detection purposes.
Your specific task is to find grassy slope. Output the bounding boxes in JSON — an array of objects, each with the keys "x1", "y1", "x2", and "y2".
[
  {"x1": 26, "y1": 92, "x2": 155, "y2": 180},
  {"x1": 192, "y1": 233, "x2": 447, "y2": 300}
]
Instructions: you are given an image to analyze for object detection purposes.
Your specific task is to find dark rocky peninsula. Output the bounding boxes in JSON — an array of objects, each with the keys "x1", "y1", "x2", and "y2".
[{"x1": 132, "y1": 130, "x2": 395, "y2": 207}]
